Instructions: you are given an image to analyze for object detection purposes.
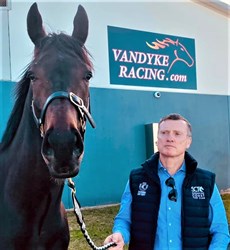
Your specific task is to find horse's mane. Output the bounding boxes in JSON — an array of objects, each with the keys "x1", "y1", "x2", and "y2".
[
  {"x1": 0, "y1": 33, "x2": 93, "y2": 151},
  {"x1": 0, "y1": 68, "x2": 31, "y2": 150}
]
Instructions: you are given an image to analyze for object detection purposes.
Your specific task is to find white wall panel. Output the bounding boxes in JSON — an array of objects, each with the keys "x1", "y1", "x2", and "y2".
[
  {"x1": 0, "y1": 10, "x2": 11, "y2": 80},
  {"x1": 5, "y1": 0, "x2": 230, "y2": 95}
]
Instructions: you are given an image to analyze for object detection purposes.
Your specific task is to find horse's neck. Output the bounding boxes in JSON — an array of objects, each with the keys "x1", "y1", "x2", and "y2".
[
  {"x1": 3, "y1": 103, "x2": 64, "y2": 210},
  {"x1": 1, "y1": 90, "x2": 65, "y2": 212},
  {"x1": 11, "y1": 96, "x2": 43, "y2": 161}
]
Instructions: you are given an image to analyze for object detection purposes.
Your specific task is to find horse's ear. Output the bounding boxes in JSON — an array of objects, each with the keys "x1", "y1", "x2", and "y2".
[
  {"x1": 175, "y1": 39, "x2": 179, "y2": 46},
  {"x1": 27, "y1": 2, "x2": 46, "y2": 45},
  {"x1": 72, "y1": 5, "x2": 88, "y2": 45}
]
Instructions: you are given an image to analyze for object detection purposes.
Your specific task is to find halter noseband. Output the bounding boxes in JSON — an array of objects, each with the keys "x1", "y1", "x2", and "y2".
[{"x1": 31, "y1": 91, "x2": 96, "y2": 136}]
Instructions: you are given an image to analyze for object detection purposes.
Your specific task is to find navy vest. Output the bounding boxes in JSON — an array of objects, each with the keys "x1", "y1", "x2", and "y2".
[{"x1": 129, "y1": 152, "x2": 215, "y2": 250}]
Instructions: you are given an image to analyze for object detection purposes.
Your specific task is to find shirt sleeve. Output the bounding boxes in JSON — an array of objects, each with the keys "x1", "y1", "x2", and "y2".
[
  {"x1": 209, "y1": 184, "x2": 230, "y2": 250},
  {"x1": 112, "y1": 180, "x2": 132, "y2": 244}
]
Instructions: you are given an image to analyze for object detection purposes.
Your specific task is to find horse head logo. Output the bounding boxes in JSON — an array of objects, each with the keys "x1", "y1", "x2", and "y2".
[{"x1": 146, "y1": 37, "x2": 194, "y2": 73}]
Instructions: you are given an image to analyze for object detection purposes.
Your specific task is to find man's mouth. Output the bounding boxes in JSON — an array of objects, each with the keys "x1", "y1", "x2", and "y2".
[{"x1": 165, "y1": 145, "x2": 176, "y2": 148}]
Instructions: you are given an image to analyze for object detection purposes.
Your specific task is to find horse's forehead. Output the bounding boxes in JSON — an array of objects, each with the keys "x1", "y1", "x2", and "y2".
[
  {"x1": 33, "y1": 51, "x2": 85, "y2": 77},
  {"x1": 35, "y1": 49, "x2": 78, "y2": 65}
]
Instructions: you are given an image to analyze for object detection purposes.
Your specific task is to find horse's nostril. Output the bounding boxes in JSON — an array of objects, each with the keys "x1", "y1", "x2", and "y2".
[
  {"x1": 73, "y1": 147, "x2": 82, "y2": 157},
  {"x1": 73, "y1": 134, "x2": 77, "y2": 144},
  {"x1": 42, "y1": 129, "x2": 83, "y2": 161},
  {"x1": 42, "y1": 133, "x2": 55, "y2": 158},
  {"x1": 45, "y1": 147, "x2": 54, "y2": 157},
  {"x1": 73, "y1": 131, "x2": 84, "y2": 157},
  {"x1": 43, "y1": 142, "x2": 54, "y2": 158}
]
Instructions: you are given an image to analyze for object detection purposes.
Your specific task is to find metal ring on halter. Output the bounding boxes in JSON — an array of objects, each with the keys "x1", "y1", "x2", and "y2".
[{"x1": 69, "y1": 92, "x2": 96, "y2": 128}]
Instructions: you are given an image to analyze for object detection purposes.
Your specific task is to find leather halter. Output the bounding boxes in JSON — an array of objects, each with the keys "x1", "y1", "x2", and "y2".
[{"x1": 31, "y1": 91, "x2": 96, "y2": 136}]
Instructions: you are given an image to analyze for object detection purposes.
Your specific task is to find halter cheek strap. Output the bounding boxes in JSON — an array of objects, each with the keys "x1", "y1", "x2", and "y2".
[{"x1": 31, "y1": 91, "x2": 96, "y2": 136}]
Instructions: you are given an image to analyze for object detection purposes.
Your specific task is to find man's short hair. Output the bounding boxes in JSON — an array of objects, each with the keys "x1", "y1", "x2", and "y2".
[{"x1": 158, "y1": 113, "x2": 192, "y2": 136}]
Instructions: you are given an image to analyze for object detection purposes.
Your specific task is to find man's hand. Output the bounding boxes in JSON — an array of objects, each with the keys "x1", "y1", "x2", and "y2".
[{"x1": 104, "y1": 232, "x2": 125, "y2": 250}]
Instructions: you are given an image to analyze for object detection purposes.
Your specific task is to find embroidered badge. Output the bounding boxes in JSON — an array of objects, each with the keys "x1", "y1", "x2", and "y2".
[
  {"x1": 191, "y1": 186, "x2": 205, "y2": 199},
  {"x1": 137, "y1": 182, "x2": 149, "y2": 196}
]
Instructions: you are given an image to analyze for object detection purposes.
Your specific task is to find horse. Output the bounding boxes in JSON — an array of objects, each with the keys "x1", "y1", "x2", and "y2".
[
  {"x1": 0, "y1": 2, "x2": 95, "y2": 249},
  {"x1": 146, "y1": 37, "x2": 194, "y2": 73}
]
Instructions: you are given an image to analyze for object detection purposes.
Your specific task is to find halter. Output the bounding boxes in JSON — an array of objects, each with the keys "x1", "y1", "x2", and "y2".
[{"x1": 31, "y1": 91, "x2": 96, "y2": 136}]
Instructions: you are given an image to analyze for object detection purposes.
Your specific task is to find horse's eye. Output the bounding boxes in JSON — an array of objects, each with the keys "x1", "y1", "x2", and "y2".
[
  {"x1": 28, "y1": 72, "x2": 37, "y2": 82},
  {"x1": 85, "y1": 72, "x2": 92, "y2": 81}
]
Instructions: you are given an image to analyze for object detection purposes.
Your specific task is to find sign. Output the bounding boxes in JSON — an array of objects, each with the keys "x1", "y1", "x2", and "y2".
[{"x1": 108, "y1": 26, "x2": 197, "y2": 89}]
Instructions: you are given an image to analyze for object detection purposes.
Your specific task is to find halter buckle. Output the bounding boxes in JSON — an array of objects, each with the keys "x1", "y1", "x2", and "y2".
[{"x1": 69, "y1": 92, "x2": 85, "y2": 119}]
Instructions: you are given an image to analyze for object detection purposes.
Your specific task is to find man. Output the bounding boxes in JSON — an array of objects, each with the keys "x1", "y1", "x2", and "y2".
[{"x1": 104, "y1": 113, "x2": 230, "y2": 250}]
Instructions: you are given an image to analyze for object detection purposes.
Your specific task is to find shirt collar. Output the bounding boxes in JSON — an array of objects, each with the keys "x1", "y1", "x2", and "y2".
[{"x1": 158, "y1": 159, "x2": 186, "y2": 173}]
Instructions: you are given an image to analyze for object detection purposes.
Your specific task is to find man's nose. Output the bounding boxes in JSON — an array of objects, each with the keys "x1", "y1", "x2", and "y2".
[{"x1": 166, "y1": 133, "x2": 174, "y2": 141}]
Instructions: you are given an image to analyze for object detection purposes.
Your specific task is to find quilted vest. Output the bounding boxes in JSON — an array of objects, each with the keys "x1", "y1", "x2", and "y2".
[{"x1": 129, "y1": 152, "x2": 215, "y2": 250}]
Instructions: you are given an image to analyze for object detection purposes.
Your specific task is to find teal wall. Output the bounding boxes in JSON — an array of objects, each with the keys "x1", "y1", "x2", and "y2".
[
  {"x1": 75, "y1": 88, "x2": 230, "y2": 208},
  {"x1": 0, "y1": 81, "x2": 15, "y2": 140},
  {"x1": 1, "y1": 81, "x2": 230, "y2": 208}
]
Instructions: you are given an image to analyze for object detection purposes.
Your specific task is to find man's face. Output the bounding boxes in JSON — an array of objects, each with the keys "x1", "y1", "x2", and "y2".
[{"x1": 157, "y1": 119, "x2": 192, "y2": 158}]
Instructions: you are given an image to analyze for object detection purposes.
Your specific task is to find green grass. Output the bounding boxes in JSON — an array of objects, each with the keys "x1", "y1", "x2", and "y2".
[
  {"x1": 67, "y1": 205, "x2": 129, "y2": 250},
  {"x1": 67, "y1": 194, "x2": 230, "y2": 250},
  {"x1": 221, "y1": 193, "x2": 230, "y2": 223}
]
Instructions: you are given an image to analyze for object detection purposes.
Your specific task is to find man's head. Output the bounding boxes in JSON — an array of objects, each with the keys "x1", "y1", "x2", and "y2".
[
  {"x1": 157, "y1": 113, "x2": 192, "y2": 158},
  {"x1": 158, "y1": 113, "x2": 192, "y2": 136}
]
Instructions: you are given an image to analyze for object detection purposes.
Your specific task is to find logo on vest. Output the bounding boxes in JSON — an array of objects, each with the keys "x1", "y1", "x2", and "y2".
[
  {"x1": 137, "y1": 182, "x2": 149, "y2": 196},
  {"x1": 191, "y1": 186, "x2": 205, "y2": 199}
]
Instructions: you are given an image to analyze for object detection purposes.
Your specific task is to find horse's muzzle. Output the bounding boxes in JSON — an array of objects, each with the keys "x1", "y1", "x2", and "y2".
[{"x1": 41, "y1": 128, "x2": 84, "y2": 178}]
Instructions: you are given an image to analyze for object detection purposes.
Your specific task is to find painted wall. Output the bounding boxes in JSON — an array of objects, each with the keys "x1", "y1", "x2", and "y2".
[
  {"x1": 1, "y1": 83, "x2": 229, "y2": 208},
  {"x1": 74, "y1": 88, "x2": 230, "y2": 207},
  {"x1": 1, "y1": 1, "x2": 229, "y2": 208},
  {"x1": 1, "y1": 1, "x2": 229, "y2": 95}
]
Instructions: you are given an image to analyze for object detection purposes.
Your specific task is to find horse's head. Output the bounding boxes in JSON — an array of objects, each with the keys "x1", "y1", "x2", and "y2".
[
  {"x1": 173, "y1": 40, "x2": 194, "y2": 68},
  {"x1": 27, "y1": 3, "x2": 95, "y2": 178}
]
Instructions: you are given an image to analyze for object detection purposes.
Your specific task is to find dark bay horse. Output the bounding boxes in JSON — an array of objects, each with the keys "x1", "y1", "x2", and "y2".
[{"x1": 0, "y1": 3, "x2": 95, "y2": 249}]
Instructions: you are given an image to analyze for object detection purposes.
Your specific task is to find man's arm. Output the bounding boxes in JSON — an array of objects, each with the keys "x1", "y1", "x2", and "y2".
[
  {"x1": 209, "y1": 184, "x2": 230, "y2": 249},
  {"x1": 112, "y1": 181, "x2": 132, "y2": 244},
  {"x1": 104, "y1": 181, "x2": 132, "y2": 249}
]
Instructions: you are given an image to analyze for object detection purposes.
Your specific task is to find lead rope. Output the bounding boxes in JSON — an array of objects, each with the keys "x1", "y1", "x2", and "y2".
[{"x1": 67, "y1": 178, "x2": 117, "y2": 250}]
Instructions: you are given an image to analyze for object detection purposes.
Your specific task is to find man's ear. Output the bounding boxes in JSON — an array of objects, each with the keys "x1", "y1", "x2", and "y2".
[{"x1": 186, "y1": 137, "x2": 192, "y2": 149}]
